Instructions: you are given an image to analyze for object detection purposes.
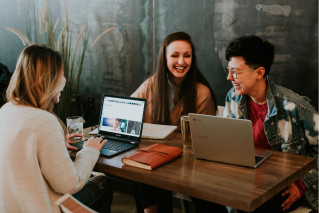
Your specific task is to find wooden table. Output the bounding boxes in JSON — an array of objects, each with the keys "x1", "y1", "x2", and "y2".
[{"x1": 70, "y1": 128, "x2": 316, "y2": 212}]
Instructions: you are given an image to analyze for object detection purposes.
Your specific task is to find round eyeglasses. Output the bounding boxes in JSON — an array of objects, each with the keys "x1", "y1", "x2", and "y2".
[{"x1": 224, "y1": 66, "x2": 258, "y2": 79}]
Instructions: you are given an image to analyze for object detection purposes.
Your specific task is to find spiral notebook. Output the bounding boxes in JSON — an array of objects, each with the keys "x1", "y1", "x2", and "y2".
[{"x1": 141, "y1": 123, "x2": 177, "y2": 140}]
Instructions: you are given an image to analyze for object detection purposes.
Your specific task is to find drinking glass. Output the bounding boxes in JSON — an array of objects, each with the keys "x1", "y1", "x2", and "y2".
[
  {"x1": 180, "y1": 115, "x2": 192, "y2": 148},
  {"x1": 66, "y1": 116, "x2": 84, "y2": 139}
]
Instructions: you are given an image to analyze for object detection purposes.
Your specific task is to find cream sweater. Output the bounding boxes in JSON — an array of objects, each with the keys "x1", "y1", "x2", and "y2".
[{"x1": 0, "y1": 102, "x2": 100, "y2": 213}]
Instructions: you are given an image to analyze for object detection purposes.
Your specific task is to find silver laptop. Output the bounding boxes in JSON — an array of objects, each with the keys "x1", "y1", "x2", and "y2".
[{"x1": 189, "y1": 113, "x2": 271, "y2": 168}]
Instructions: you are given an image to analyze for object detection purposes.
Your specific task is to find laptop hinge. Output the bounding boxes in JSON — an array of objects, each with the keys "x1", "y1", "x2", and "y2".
[{"x1": 100, "y1": 135, "x2": 139, "y2": 144}]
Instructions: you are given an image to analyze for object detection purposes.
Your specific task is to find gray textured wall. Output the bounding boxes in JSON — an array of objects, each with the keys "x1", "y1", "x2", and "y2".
[{"x1": 1, "y1": 0, "x2": 318, "y2": 124}]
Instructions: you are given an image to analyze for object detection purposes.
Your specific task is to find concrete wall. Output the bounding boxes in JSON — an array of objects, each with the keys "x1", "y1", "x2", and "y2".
[{"x1": 1, "y1": 0, "x2": 317, "y2": 124}]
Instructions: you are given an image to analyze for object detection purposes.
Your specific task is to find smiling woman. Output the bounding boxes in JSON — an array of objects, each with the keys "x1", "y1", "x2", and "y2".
[
  {"x1": 131, "y1": 31, "x2": 217, "y2": 126},
  {"x1": 130, "y1": 31, "x2": 225, "y2": 213},
  {"x1": 166, "y1": 40, "x2": 192, "y2": 85}
]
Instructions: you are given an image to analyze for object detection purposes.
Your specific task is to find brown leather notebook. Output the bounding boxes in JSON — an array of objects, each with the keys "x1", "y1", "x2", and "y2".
[
  {"x1": 122, "y1": 144, "x2": 183, "y2": 170},
  {"x1": 55, "y1": 193, "x2": 97, "y2": 213}
]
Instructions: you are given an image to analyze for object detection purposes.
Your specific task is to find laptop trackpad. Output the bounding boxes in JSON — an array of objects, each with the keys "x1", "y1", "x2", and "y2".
[{"x1": 100, "y1": 149, "x2": 117, "y2": 156}]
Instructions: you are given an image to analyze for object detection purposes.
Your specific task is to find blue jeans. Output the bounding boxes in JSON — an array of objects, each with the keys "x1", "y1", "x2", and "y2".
[{"x1": 73, "y1": 175, "x2": 113, "y2": 213}]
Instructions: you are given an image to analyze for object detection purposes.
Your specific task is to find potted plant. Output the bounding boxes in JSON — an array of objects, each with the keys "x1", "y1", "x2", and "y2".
[{"x1": 5, "y1": 0, "x2": 114, "y2": 123}]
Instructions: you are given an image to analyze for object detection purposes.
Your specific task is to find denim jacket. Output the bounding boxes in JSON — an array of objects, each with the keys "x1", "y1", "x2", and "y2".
[{"x1": 223, "y1": 78, "x2": 318, "y2": 210}]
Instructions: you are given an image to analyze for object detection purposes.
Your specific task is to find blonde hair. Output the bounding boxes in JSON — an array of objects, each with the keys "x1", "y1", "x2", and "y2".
[
  {"x1": 6, "y1": 44, "x2": 67, "y2": 134},
  {"x1": 6, "y1": 44, "x2": 63, "y2": 112}
]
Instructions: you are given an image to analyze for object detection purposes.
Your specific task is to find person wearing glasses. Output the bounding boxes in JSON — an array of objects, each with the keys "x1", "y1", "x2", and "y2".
[{"x1": 223, "y1": 35, "x2": 318, "y2": 212}]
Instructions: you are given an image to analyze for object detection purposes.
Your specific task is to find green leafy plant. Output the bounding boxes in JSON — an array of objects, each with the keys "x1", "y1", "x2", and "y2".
[{"x1": 5, "y1": 0, "x2": 114, "y2": 123}]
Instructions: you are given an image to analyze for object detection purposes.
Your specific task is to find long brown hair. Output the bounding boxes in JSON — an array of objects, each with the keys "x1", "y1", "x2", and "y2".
[
  {"x1": 6, "y1": 44, "x2": 67, "y2": 133},
  {"x1": 152, "y1": 32, "x2": 217, "y2": 124}
]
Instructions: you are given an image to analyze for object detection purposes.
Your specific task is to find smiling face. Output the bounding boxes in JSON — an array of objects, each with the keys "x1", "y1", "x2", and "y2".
[
  {"x1": 227, "y1": 56, "x2": 259, "y2": 96},
  {"x1": 166, "y1": 40, "x2": 192, "y2": 85}
]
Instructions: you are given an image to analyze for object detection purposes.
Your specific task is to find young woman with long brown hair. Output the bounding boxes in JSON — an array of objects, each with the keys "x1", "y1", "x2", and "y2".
[
  {"x1": 131, "y1": 32, "x2": 227, "y2": 213},
  {"x1": 132, "y1": 31, "x2": 217, "y2": 127}
]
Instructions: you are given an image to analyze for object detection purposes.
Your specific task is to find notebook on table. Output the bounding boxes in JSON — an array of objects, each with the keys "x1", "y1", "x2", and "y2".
[
  {"x1": 141, "y1": 123, "x2": 177, "y2": 139},
  {"x1": 72, "y1": 95, "x2": 146, "y2": 157},
  {"x1": 189, "y1": 113, "x2": 272, "y2": 168}
]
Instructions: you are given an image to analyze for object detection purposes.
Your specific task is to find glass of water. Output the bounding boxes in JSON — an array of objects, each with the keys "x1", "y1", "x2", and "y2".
[
  {"x1": 180, "y1": 115, "x2": 192, "y2": 148},
  {"x1": 66, "y1": 116, "x2": 84, "y2": 139}
]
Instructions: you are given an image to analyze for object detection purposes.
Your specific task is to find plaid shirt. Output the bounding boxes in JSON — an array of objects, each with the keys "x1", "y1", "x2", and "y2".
[{"x1": 223, "y1": 78, "x2": 318, "y2": 210}]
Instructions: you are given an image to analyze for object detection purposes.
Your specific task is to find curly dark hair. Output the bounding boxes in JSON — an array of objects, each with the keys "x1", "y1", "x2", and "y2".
[{"x1": 225, "y1": 35, "x2": 275, "y2": 77}]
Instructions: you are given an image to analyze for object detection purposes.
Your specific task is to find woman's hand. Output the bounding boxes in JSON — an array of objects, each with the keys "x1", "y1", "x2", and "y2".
[
  {"x1": 84, "y1": 136, "x2": 107, "y2": 151},
  {"x1": 65, "y1": 134, "x2": 83, "y2": 151}
]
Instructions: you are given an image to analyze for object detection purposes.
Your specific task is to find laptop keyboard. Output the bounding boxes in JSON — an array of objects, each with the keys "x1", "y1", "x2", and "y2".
[
  {"x1": 102, "y1": 140, "x2": 135, "y2": 152},
  {"x1": 72, "y1": 139, "x2": 135, "y2": 152},
  {"x1": 255, "y1": 156, "x2": 264, "y2": 164}
]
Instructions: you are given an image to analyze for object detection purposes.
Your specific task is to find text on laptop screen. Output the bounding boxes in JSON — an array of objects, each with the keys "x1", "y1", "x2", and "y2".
[{"x1": 99, "y1": 96, "x2": 145, "y2": 137}]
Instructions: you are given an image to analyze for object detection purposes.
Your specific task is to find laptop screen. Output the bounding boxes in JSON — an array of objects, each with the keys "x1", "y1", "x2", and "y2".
[{"x1": 98, "y1": 95, "x2": 146, "y2": 139}]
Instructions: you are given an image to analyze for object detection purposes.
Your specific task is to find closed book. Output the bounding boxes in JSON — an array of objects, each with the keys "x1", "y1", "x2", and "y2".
[{"x1": 122, "y1": 144, "x2": 183, "y2": 170}]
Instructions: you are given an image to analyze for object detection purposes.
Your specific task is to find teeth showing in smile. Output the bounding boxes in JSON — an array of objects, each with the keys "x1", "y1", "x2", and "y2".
[
  {"x1": 232, "y1": 82, "x2": 240, "y2": 87},
  {"x1": 175, "y1": 66, "x2": 184, "y2": 71}
]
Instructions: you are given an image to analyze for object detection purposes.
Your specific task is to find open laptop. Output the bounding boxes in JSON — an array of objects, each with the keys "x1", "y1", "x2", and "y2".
[
  {"x1": 189, "y1": 113, "x2": 272, "y2": 168},
  {"x1": 72, "y1": 95, "x2": 146, "y2": 157}
]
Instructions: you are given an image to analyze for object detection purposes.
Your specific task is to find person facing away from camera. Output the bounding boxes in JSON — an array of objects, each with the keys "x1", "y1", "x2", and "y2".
[
  {"x1": 131, "y1": 32, "x2": 228, "y2": 213},
  {"x1": 0, "y1": 44, "x2": 113, "y2": 212},
  {"x1": 223, "y1": 35, "x2": 318, "y2": 212}
]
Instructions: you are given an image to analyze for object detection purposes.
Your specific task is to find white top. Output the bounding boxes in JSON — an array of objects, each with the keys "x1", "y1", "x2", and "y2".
[{"x1": 0, "y1": 102, "x2": 100, "y2": 213}]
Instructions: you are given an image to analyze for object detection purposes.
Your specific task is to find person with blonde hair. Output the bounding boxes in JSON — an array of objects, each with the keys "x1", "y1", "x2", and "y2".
[{"x1": 0, "y1": 44, "x2": 113, "y2": 212}]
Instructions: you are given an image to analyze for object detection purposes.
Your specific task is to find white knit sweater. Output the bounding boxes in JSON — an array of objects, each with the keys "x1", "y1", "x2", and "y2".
[{"x1": 0, "y1": 102, "x2": 100, "y2": 213}]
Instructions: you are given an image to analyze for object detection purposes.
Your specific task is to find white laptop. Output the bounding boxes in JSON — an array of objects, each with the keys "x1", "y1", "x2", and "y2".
[{"x1": 189, "y1": 113, "x2": 272, "y2": 168}]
